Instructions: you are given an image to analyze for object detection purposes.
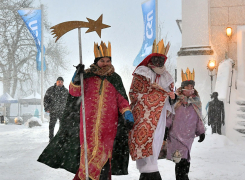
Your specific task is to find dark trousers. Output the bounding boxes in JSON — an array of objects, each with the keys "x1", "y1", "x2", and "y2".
[
  {"x1": 49, "y1": 112, "x2": 62, "y2": 140},
  {"x1": 175, "y1": 159, "x2": 190, "y2": 180},
  {"x1": 211, "y1": 122, "x2": 222, "y2": 135},
  {"x1": 139, "y1": 171, "x2": 162, "y2": 180}
]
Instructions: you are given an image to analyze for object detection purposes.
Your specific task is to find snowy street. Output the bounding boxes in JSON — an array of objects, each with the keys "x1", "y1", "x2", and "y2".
[{"x1": 0, "y1": 123, "x2": 245, "y2": 180}]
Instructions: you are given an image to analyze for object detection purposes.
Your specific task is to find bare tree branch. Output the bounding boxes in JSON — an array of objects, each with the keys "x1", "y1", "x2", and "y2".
[{"x1": 0, "y1": 0, "x2": 68, "y2": 104}]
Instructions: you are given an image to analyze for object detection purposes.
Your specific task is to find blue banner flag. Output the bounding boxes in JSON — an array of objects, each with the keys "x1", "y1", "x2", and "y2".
[
  {"x1": 133, "y1": 0, "x2": 156, "y2": 66},
  {"x1": 18, "y1": 9, "x2": 46, "y2": 71}
]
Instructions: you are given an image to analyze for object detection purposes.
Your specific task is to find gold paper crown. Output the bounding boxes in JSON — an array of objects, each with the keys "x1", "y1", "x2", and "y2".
[
  {"x1": 181, "y1": 68, "x2": 195, "y2": 82},
  {"x1": 94, "y1": 41, "x2": 111, "y2": 58},
  {"x1": 152, "y1": 39, "x2": 170, "y2": 55}
]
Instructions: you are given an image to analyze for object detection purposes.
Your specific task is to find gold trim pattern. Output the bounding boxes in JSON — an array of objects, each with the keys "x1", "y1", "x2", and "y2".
[
  {"x1": 70, "y1": 81, "x2": 81, "y2": 88},
  {"x1": 69, "y1": 81, "x2": 81, "y2": 96},
  {"x1": 91, "y1": 80, "x2": 105, "y2": 157},
  {"x1": 120, "y1": 107, "x2": 131, "y2": 114}
]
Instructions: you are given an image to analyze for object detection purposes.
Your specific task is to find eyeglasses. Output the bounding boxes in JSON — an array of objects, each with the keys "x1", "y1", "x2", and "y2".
[{"x1": 151, "y1": 56, "x2": 165, "y2": 67}]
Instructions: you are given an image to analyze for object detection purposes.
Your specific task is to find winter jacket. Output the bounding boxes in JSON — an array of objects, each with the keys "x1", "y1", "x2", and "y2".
[
  {"x1": 166, "y1": 103, "x2": 205, "y2": 162},
  {"x1": 208, "y1": 99, "x2": 225, "y2": 124},
  {"x1": 44, "y1": 84, "x2": 68, "y2": 114}
]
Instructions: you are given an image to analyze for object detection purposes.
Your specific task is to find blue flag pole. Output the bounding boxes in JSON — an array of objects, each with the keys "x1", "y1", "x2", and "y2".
[
  {"x1": 17, "y1": 7, "x2": 46, "y2": 122},
  {"x1": 41, "y1": 4, "x2": 44, "y2": 123},
  {"x1": 156, "y1": 0, "x2": 158, "y2": 43}
]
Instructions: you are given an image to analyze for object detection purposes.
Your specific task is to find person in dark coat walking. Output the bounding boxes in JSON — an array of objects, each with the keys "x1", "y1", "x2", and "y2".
[
  {"x1": 208, "y1": 92, "x2": 225, "y2": 135},
  {"x1": 44, "y1": 77, "x2": 68, "y2": 141}
]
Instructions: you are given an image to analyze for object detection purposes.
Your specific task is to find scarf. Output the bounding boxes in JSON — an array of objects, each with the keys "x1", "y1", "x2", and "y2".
[
  {"x1": 148, "y1": 63, "x2": 167, "y2": 83},
  {"x1": 182, "y1": 89, "x2": 195, "y2": 97},
  {"x1": 173, "y1": 87, "x2": 202, "y2": 119},
  {"x1": 85, "y1": 64, "x2": 115, "y2": 76},
  {"x1": 147, "y1": 63, "x2": 166, "y2": 75}
]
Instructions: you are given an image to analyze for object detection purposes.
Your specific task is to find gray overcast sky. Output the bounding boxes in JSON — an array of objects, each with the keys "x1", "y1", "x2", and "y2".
[{"x1": 34, "y1": 0, "x2": 181, "y2": 87}]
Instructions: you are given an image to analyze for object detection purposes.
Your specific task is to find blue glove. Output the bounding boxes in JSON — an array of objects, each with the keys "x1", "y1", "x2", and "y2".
[
  {"x1": 71, "y1": 71, "x2": 78, "y2": 83},
  {"x1": 72, "y1": 64, "x2": 85, "y2": 85},
  {"x1": 124, "y1": 111, "x2": 134, "y2": 122},
  {"x1": 124, "y1": 110, "x2": 134, "y2": 130}
]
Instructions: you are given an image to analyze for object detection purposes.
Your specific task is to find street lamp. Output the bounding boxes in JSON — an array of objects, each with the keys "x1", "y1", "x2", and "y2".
[
  {"x1": 207, "y1": 60, "x2": 216, "y2": 71},
  {"x1": 225, "y1": 27, "x2": 233, "y2": 59},
  {"x1": 226, "y1": 27, "x2": 232, "y2": 37},
  {"x1": 207, "y1": 60, "x2": 216, "y2": 93}
]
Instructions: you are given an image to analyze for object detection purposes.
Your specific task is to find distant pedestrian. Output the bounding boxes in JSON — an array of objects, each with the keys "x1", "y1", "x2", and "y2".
[
  {"x1": 208, "y1": 92, "x2": 225, "y2": 135},
  {"x1": 44, "y1": 77, "x2": 68, "y2": 142}
]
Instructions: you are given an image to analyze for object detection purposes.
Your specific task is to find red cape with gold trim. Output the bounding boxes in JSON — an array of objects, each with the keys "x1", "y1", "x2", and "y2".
[{"x1": 37, "y1": 71, "x2": 131, "y2": 180}]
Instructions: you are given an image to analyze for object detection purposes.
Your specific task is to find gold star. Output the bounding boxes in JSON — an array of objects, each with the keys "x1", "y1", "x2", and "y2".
[
  {"x1": 50, "y1": 14, "x2": 111, "y2": 42},
  {"x1": 85, "y1": 15, "x2": 111, "y2": 38}
]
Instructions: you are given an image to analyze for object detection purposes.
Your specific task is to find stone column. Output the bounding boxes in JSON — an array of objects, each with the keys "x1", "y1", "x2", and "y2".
[{"x1": 177, "y1": 0, "x2": 214, "y2": 114}]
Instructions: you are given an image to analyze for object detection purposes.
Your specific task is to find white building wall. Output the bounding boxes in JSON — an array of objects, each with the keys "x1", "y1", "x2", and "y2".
[
  {"x1": 182, "y1": 0, "x2": 210, "y2": 47},
  {"x1": 237, "y1": 26, "x2": 245, "y2": 84}
]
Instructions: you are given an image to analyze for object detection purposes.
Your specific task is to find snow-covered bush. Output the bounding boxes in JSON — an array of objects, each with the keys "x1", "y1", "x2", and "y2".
[
  {"x1": 24, "y1": 117, "x2": 42, "y2": 128},
  {"x1": 22, "y1": 113, "x2": 33, "y2": 123}
]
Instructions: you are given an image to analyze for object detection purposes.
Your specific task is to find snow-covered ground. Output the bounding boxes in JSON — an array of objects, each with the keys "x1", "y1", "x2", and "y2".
[{"x1": 0, "y1": 122, "x2": 245, "y2": 180}]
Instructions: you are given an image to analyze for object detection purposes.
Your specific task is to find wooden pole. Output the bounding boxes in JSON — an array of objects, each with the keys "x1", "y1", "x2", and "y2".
[{"x1": 78, "y1": 28, "x2": 89, "y2": 180}]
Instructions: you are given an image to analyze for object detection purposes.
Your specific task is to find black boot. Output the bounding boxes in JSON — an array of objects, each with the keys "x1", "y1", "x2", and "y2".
[
  {"x1": 139, "y1": 171, "x2": 162, "y2": 180},
  {"x1": 175, "y1": 159, "x2": 189, "y2": 180},
  {"x1": 186, "y1": 161, "x2": 190, "y2": 178}
]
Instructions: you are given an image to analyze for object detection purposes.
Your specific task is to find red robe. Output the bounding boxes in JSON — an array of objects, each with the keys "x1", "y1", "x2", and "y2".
[
  {"x1": 128, "y1": 74, "x2": 168, "y2": 160},
  {"x1": 69, "y1": 75, "x2": 130, "y2": 180},
  {"x1": 129, "y1": 53, "x2": 173, "y2": 162}
]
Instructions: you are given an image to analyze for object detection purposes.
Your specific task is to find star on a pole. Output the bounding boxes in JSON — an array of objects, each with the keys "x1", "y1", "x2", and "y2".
[{"x1": 51, "y1": 14, "x2": 110, "y2": 42}]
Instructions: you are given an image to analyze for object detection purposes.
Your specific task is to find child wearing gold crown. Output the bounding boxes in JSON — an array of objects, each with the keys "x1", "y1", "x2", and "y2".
[
  {"x1": 164, "y1": 68, "x2": 205, "y2": 180},
  {"x1": 128, "y1": 39, "x2": 177, "y2": 180},
  {"x1": 38, "y1": 41, "x2": 134, "y2": 180}
]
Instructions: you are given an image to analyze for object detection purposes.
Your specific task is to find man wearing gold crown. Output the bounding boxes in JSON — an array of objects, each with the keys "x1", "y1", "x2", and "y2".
[
  {"x1": 128, "y1": 39, "x2": 177, "y2": 180},
  {"x1": 164, "y1": 68, "x2": 205, "y2": 180},
  {"x1": 37, "y1": 41, "x2": 134, "y2": 180}
]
